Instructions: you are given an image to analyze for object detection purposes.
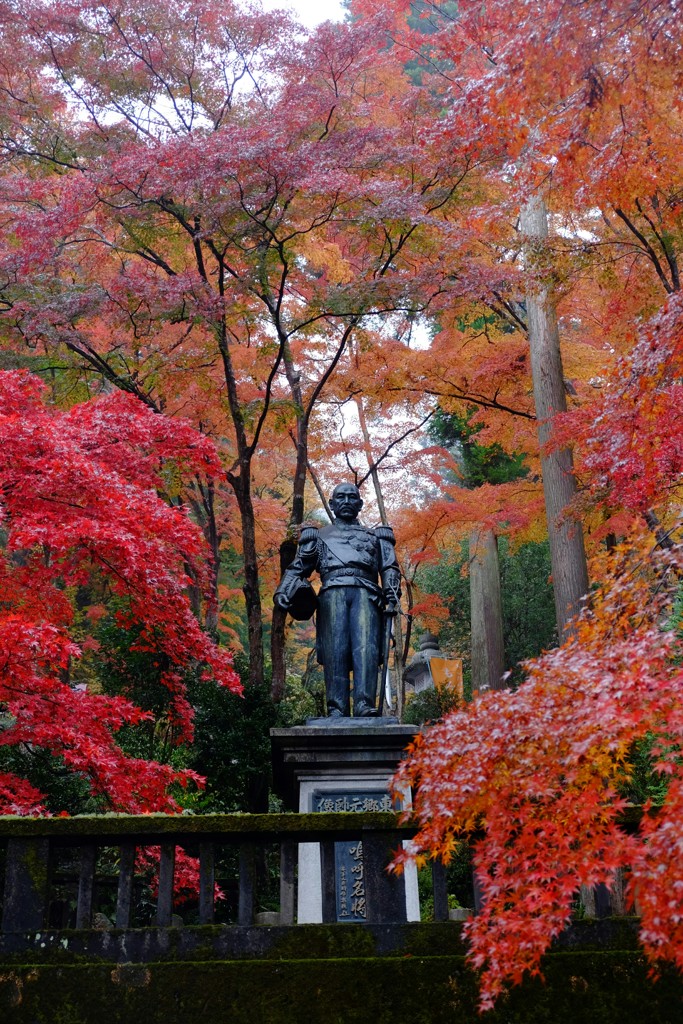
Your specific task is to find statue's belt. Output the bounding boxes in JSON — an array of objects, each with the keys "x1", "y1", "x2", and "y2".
[{"x1": 321, "y1": 567, "x2": 381, "y2": 589}]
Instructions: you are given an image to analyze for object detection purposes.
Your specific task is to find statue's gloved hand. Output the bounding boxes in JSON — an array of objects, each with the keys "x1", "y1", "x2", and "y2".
[
  {"x1": 274, "y1": 569, "x2": 304, "y2": 612},
  {"x1": 383, "y1": 590, "x2": 399, "y2": 615}
]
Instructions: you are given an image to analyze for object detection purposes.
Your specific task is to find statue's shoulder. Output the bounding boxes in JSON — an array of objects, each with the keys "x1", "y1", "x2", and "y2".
[
  {"x1": 298, "y1": 524, "x2": 320, "y2": 545},
  {"x1": 373, "y1": 524, "x2": 396, "y2": 543}
]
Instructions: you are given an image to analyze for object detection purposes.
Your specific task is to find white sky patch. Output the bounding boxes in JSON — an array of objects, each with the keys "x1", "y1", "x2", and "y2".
[
  {"x1": 556, "y1": 225, "x2": 599, "y2": 243},
  {"x1": 261, "y1": 0, "x2": 347, "y2": 28}
]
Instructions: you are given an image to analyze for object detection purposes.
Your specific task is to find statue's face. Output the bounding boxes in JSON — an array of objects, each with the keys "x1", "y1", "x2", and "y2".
[{"x1": 330, "y1": 484, "x2": 363, "y2": 523}]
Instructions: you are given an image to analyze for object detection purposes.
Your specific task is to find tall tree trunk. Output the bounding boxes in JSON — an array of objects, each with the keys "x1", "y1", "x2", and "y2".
[
  {"x1": 216, "y1": 319, "x2": 266, "y2": 688},
  {"x1": 469, "y1": 527, "x2": 506, "y2": 692},
  {"x1": 232, "y1": 470, "x2": 265, "y2": 686},
  {"x1": 354, "y1": 393, "x2": 389, "y2": 524},
  {"x1": 521, "y1": 197, "x2": 589, "y2": 639},
  {"x1": 186, "y1": 477, "x2": 221, "y2": 634},
  {"x1": 271, "y1": 340, "x2": 309, "y2": 701},
  {"x1": 201, "y1": 477, "x2": 221, "y2": 635},
  {"x1": 270, "y1": 610, "x2": 287, "y2": 701},
  {"x1": 270, "y1": 537, "x2": 297, "y2": 703}
]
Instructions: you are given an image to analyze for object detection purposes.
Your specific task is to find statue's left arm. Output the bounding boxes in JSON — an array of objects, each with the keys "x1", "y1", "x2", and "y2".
[
  {"x1": 375, "y1": 525, "x2": 401, "y2": 613},
  {"x1": 273, "y1": 526, "x2": 319, "y2": 612}
]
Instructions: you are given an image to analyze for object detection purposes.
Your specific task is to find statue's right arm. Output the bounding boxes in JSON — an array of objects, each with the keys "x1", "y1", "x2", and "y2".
[{"x1": 273, "y1": 527, "x2": 319, "y2": 610}]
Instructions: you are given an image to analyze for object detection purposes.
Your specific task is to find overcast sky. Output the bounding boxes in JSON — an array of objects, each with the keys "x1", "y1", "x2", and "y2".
[{"x1": 261, "y1": 0, "x2": 347, "y2": 29}]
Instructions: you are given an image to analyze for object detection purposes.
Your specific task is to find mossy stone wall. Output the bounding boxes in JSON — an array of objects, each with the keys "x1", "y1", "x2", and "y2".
[{"x1": 1, "y1": 950, "x2": 682, "y2": 1024}]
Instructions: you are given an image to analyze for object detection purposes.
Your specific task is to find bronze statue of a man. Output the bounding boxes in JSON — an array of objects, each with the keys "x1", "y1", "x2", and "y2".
[{"x1": 274, "y1": 483, "x2": 401, "y2": 718}]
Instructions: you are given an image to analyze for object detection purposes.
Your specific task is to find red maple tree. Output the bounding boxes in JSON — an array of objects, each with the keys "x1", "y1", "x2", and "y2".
[{"x1": 0, "y1": 369, "x2": 240, "y2": 815}]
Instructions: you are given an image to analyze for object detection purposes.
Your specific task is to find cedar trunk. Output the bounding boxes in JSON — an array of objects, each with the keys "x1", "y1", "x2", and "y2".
[
  {"x1": 469, "y1": 527, "x2": 506, "y2": 692},
  {"x1": 521, "y1": 198, "x2": 589, "y2": 639}
]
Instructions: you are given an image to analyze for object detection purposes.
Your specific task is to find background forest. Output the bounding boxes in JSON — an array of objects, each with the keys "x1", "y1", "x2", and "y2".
[{"x1": 1, "y1": 0, "x2": 682, "y2": 1008}]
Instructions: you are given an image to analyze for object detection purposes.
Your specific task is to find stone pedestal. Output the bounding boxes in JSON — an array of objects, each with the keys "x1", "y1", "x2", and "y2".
[{"x1": 271, "y1": 721, "x2": 420, "y2": 923}]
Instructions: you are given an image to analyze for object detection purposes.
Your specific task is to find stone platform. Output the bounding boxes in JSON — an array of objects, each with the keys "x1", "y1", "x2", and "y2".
[
  {"x1": 271, "y1": 722, "x2": 420, "y2": 923},
  {"x1": 270, "y1": 721, "x2": 418, "y2": 811}
]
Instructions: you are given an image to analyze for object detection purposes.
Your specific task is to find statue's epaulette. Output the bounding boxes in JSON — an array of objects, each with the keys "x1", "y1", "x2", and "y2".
[
  {"x1": 374, "y1": 525, "x2": 396, "y2": 543},
  {"x1": 299, "y1": 525, "x2": 319, "y2": 544}
]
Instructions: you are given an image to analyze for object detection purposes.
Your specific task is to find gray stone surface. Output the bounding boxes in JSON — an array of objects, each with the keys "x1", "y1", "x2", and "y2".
[
  {"x1": 305, "y1": 716, "x2": 399, "y2": 727},
  {"x1": 271, "y1": 724, "x2": 418, "y2": 811},
  {"x1": 404, "y1": 632, "x2": 442, "y2": 694}
]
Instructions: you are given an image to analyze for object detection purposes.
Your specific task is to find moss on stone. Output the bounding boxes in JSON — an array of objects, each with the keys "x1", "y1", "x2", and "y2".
[
  {"x1": 0, "y1": 811, "x2": 412, "y2": 841},
  {"x1": 555, "y1": 916, "x2": 641, "y2": 952},
  {"x1": 17, "y1": 838, "x2": 49, "y2": 892},
  {"x1": 0, "y1": 922, "x2": 468, "y2": 966},
  {"x1": 1, "y1": 951, "x2": 682, "y2": 1024}
]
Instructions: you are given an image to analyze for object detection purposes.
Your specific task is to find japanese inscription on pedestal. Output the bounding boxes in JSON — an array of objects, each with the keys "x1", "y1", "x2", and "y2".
[{"x1": 312, "y1": 788, "x2": 398, "y2": 922}]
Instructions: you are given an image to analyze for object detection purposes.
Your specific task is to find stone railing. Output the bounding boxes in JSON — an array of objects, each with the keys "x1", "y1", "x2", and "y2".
[
  {"x1": 0, "y1": 811, "x2": 457, "y2": 944},
  {"x1": 0, "y1": 810, "x2": 636, "y2": 950}
]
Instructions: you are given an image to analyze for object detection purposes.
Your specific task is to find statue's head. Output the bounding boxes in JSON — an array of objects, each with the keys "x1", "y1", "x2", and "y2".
[{"x1": 330, "y1": 482, "x2": 363, "y2": 523}]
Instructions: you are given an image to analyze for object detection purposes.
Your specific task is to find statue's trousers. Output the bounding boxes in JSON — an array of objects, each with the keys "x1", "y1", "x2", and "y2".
[{"x1": 318, "y1": 587, "x2": 381, "y2": 715}]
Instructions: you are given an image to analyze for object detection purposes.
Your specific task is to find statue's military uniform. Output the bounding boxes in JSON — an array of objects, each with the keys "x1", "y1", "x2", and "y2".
[{"x1": 275, "y1": 520, "x2": 401, "y2": 716}]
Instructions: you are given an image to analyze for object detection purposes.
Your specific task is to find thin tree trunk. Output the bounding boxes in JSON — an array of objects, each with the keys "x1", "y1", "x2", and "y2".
[
  {"x1": 186, "y1": 477, "x2": 221, "y2": 634},
  {"x1": 270, "y1": 324, "x2": 356, "y2": 698},
  {"x1": 271, "y1": 339, "x2": 309, "y2": 701},
  {"x1": 215, "y1": 313, "x2": 266, "y2": 687},
  {"x1": 270, "y1": 534, "x2": 298, "y2": 703},
  {"x1": 521, "y1": 197, "x2": 589, "y2": 639},
  {"x1": 202, "y1": 478, "x2": 220, "y2": 635},
  {"x1": 232, "y1": 470, "x2": 265, "y2": 686},
  {"x1": 469, "y1": 527, "x2": 506, "y2": 693},
  {"x1": 354, "y1": 392, "x2": 389, "y2": 525},
  {"x1": 270, "y1": 608, "x2": 288, "y2": 701},
  {"x1": 307, "y1": 459, "x2": 333, "y2": 520}
]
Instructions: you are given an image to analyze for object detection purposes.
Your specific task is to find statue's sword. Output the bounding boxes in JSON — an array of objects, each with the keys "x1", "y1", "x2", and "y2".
[{"x1": 375, "y1": 583, "x2": 400, "y2": 716}]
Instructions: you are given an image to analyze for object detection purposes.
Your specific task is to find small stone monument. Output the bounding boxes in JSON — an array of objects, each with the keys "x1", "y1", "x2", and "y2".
[
  {"x1": 403, "y1": 632, "x2": 442, "y2": 694},
  {"x1": 404, "y1": 632, "x2": 463, "y2": 698}
]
